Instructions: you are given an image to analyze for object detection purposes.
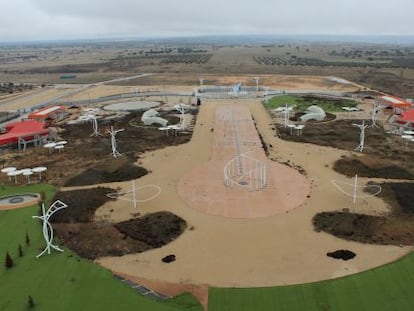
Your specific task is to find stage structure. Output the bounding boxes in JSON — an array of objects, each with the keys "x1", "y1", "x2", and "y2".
[
  {"x1": 224, "y1": 151, "x2": 266, "y2": 191},
  {"x1": 222, "y1": 110, "x2": 267, "y2": 191},
  {"x1": 107, "y1": 180, "x2": 161, "y2": 209},
  {"x1": 32, "y1": 200, "x2": 68, "y2": 258},
  {"x1": 353, "y1": 121, "x2": 368, "y2": 152},
  {"x1": 108, "y1": 126, "x2": 124, "y2": 158},
  {"x1": 332, "y1": 174, "x2": 381, "y2": 205}
]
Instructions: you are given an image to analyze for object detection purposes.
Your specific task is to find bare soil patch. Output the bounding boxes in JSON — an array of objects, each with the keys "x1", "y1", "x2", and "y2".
[
  {"x1": 0, "y1": 112, "x2": 193, "y2": 187},
  {"x1": 333, "y1": 156, "x2": 414, "y2": 180},
  {"x1": 115, "y1": 212, "x2": 187, "y2": 248},
  {"x1": 327, "y1": 250, "x2": 356, "y2": 261},
  {"x1": 51, "y1": 188, "x2": 187, "y2": 259},
  {"x1": 278, "y1": 119, "x2": 414, "y2": 179},
  {"x1": 313, "y1": 182, "x2": 414, "y2": 245}
]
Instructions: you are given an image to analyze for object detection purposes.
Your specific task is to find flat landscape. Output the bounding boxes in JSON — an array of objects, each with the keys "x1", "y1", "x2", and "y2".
[{"x1": 1, "y1": 37, "x2": 414, "y2": 310}]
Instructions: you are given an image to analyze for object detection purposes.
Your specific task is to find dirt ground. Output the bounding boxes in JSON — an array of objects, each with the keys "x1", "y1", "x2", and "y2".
[
  {"x1": 1, "y1": 75, "x2": 413, "y2": 299},
  {"x1": 51, "y1": 188, "x2": 187, "y2": 259},
  {"x1": 0, "y1": 112, "x2": 192, "y2": 187},
  {"x1": 277, "y1": 119, "x2": 414, "y2": 178},
  {"x1": 274, "y1": 111, "x2": 414, "y2": 247}
]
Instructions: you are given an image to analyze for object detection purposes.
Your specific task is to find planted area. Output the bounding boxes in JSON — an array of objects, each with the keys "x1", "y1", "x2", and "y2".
[
  {"x1": 313, "y1": 182, "x2": 414, "y2": 246},
  {"x1": 265, "y1": 95, "x2": 357, "y2": 112},
  {"x1": 52, "y1": 188, "x2": 187, "y2": 259},
  {"x1": 64, "y1": 158, "x2": 148, "y2": 186},
  {"x1": 0, "y1": 112, "x2": 193, "y2": 187},
  {"x1": 333, "y1": 156, "x2": 414, "y2": 180},
  {"x1": 51, "y1": 187, "x2": 113, "y2": 223},
  {"x1": 115, "y1": 212, "x2": 187, "y2": 248},
  {"x1": 0, "y1": 184, "x2": 195, "y2": 311}
]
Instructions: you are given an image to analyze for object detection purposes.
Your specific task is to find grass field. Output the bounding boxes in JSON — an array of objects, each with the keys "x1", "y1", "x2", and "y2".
[
  {"x1": 264, "y1": 95, "x2": 358, "y2": 112},
  {"x1": 0, "y1": 184, "x2": 201, "y2": 311},
  {"x1": 3, "y1": 184, "x2": 414, "y2": 311},
  {"x1": 209, "y1": 251, "x2": 414, "y2": 311}
]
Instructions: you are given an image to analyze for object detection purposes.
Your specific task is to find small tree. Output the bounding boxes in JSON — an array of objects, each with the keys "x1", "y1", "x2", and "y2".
[
  {"x1": 28, "y1": 295, "x2": 35, "y2": 309},
  {"x1": 5, "y1": 252, "x2": 13, "y2": 269},
  {"x1": 18, "y1": 244, "x2": 23, "y2": 257},
  {"x1": 25, "y1": 231, "x2": 30, "y2": 246}
]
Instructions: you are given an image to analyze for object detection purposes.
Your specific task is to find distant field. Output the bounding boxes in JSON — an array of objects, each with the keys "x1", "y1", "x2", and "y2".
[
  {"x1": 1, "y1": 41, "x2": 414, "y2": 97},
  {"x1": 0, "y1": 184, "x2": 201, "y2": 311}
]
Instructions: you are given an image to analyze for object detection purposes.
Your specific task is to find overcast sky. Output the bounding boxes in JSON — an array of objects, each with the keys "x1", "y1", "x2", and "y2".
[{"x1": 1, "y1": 0, "x2": 413, "y2": 42}]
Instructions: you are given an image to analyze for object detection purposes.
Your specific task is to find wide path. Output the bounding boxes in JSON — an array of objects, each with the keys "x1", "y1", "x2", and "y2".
[
  {"x1": 178, "y1": 104, "x2": 309, "y2": 218},
  {"x1": 97, "y1": 99, "x2": 410, "y2": 288}
]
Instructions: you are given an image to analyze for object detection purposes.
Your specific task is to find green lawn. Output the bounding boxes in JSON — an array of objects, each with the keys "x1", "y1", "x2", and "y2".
[
  {"x1": 264, "y1": 95, "x2": 358, "y2": 112},
  {"x1": 5, "y1": 185, "x2": 414, "y2": 311},
  {"x1": 0, "y1": 184, "x2": 201, "y2": 311},
  {"x1": 209, "y1": 251, "x2": 414, "y2": 311}
]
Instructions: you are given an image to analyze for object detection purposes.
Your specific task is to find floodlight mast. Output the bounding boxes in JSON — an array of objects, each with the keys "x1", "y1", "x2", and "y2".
[
  {"x1": 106, "y1": 180, "x2": 162, "y2": 209},
  {"x1": 284, "y1": 103, "x2": 290, "y2": 128},
  {"x1": 331, "y1": 174, "x2": 382, "y2": 205},
  {"x1": 253, "y1": 77, "x2": 260, "y2": 92},
  {"x1": 264, "y1": 87, "x2": 269, "y2": 104}
]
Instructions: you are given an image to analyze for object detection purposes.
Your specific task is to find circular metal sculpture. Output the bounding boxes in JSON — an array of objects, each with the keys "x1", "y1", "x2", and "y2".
[{"x1": 107, "y1": 180, "x2": 161, "y2": 209}]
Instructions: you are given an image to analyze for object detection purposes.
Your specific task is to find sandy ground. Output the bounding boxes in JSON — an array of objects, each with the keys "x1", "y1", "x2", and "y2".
[
  {"x1": 178, "y1": 104, "x2": 309, "y2": 218},
  {"x1": 2, "y1": 74, "x2": 408, "y2": 293},
  {"x1": 95, "y1": 97, "x2": 410, "y2": 288}
]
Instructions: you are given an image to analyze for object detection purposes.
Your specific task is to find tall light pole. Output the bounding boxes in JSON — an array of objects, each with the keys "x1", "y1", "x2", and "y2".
[{"x1": 253, "y1": 77, "x2": 260, "y2": 92}]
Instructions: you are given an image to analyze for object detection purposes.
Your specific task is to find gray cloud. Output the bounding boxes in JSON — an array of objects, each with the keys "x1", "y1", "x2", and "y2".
[{"x1": 1, "y1": 0, "x2": 413, "y2": 41}]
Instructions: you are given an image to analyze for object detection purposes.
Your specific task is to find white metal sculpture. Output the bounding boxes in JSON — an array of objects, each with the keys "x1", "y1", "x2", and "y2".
[
  {"x1": 174, "y1": 104, "x2": 187, "y2": 130},
  {"x1": 371, "y1": 102, "x2": 382, "y2": 128},
  {"x1": 353, "y1": 120, "x2": 368, "y2": 152},
  {"x1": 224, "y1": 151, "x2": 266, "y2": 191},
  {"x1": 32, "y1": 200, "x2": 68, "y2": 258},
  {"x1": 89, "y1": 114, "x2": 100, "y2": 136},
  {"x1": 199, "y1": 78, "x2": 204, "y2": 86},
  {"x1": 108, "y1": 126, "x2": 125, "y2": 158},
  {"x1": 106, "y1": 180, "x2": 161, "y2": 209},
  {"x1": 332, "y1": 174, "x2": 381, "y2": 205}
]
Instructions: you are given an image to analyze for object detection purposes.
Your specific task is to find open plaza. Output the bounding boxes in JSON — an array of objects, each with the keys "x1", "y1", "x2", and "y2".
[{"x1": 1, "y1": 73, "x2": 414, "y2": 310}]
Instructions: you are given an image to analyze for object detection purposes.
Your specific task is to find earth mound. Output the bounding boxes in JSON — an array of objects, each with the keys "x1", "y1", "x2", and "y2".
[
  {"x1": 327, "y1": 250, "x2": 356, "y2": 261},
  {"x1": 115, "y1": 212, "x2": 187, "y2": 247},
  {"x1": 51, "y1": 188, "x2": 187, "y2": 259},
  {"x1": 313, "y1": 182, "x2": 414, "y2": 245},
  {"x1": 333, "y1": 156, "x2": 414, "y2": 179}
]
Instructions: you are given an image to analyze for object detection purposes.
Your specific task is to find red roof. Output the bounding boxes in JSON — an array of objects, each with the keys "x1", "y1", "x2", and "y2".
[
  {"x1": 0, "y1": 120, "x2": 49, "y2": 146},
  {"x1": 379, "y1": 95, "x2": 412, "y2": 109},
  {"x1": 28, "y1": 105, "x2": 65, "y2": 120},
  {"x1": 398, "y1": 109, "x2": 414, "y2": 123}
]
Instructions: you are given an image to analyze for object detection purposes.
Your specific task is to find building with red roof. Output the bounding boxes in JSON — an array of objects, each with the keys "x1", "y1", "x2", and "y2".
[{"x1": 0, "y1": 120, "x2": 49, "y2": 148}]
